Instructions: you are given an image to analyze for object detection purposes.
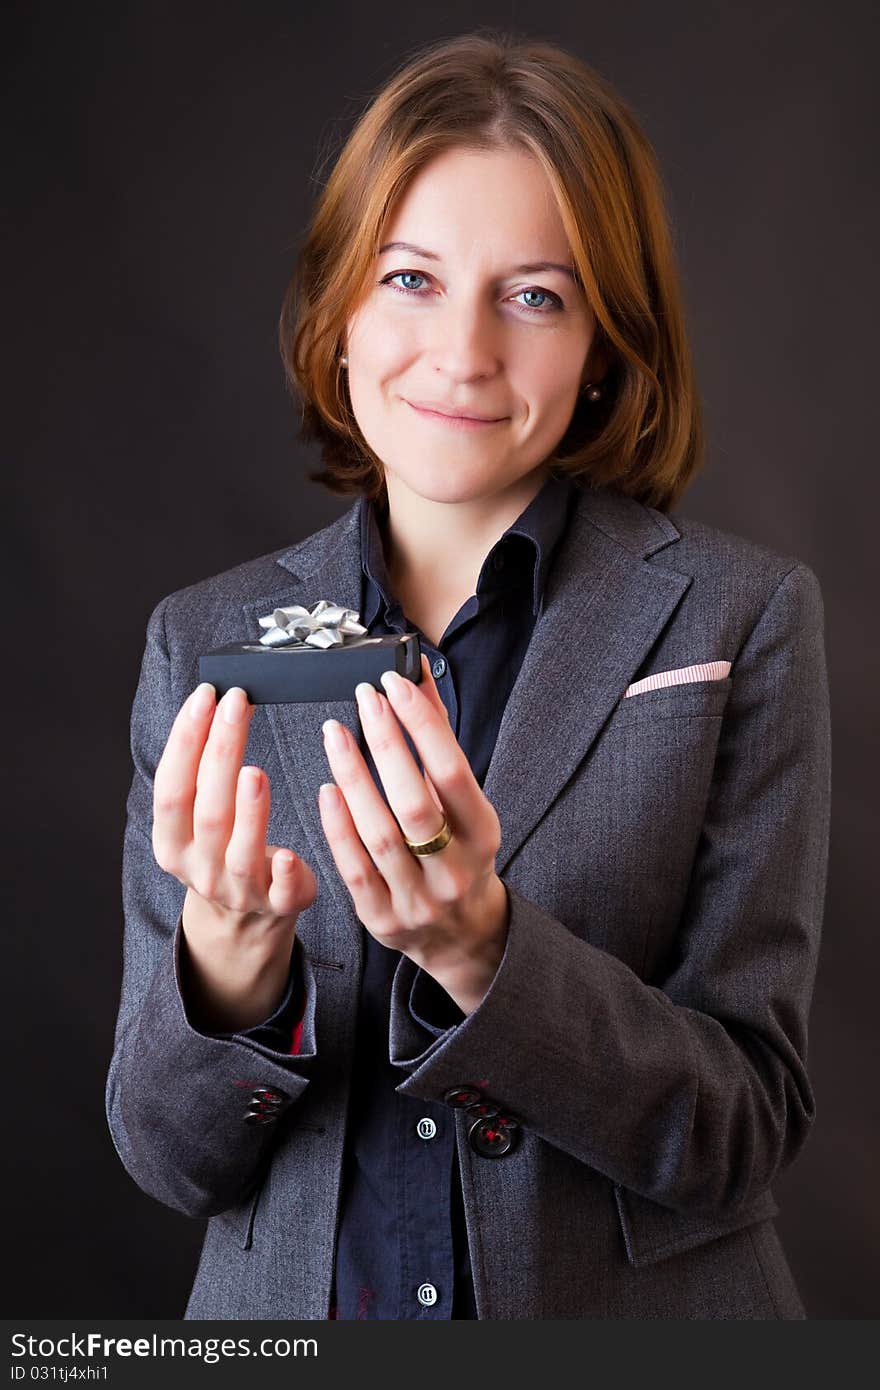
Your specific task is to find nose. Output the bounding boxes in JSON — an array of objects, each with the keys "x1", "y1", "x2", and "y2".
[{"x1": 426, "y1": 292, "x2": 502, "y2": 381}]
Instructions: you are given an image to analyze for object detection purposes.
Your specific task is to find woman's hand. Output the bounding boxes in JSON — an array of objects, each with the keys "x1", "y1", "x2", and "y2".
[
  {"x1": 152, "y1": 683, "x2": 317, "y2": 1030},
  {"x1": 318, "y1": 655, "x2": 509, "y2": 1015}
]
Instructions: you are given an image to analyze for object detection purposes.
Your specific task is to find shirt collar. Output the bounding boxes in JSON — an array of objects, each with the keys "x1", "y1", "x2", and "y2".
[{"x1": 358, "y1": 470, "x2": 578, "y2": 627}]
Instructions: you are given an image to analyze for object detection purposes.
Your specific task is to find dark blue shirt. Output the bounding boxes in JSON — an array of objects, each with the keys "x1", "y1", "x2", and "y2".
[{"x1": 234, "y1": 469, "x2": 579, "y2": 1318}]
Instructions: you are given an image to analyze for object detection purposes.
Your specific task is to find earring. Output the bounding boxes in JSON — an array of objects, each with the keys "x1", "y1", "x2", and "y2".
[
  {"x1": 340, "y1": 354, "x2": 348, "y2": 367},
  {"x1": 582, "y1": 381, "x2": 603, "y2": 401}
]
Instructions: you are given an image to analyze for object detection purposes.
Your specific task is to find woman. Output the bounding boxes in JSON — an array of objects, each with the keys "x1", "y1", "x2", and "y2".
[{"x1": 105, "y1": 32, "x2": 831, "y2": 1320}]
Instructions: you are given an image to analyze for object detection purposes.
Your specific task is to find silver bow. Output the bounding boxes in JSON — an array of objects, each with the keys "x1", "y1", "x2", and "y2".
[{"x1": 257, "y1": 599, "x2": 368, "y2": 649}]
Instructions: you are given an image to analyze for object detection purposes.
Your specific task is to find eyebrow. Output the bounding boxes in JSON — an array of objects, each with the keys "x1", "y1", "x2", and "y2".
[{"x1": 377, "y1": 240, "x2": 580, "y2": 284}]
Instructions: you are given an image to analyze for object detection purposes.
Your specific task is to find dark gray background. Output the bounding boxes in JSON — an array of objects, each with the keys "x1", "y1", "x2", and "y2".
[{"x1": 5, "y1": 0, "x2": 877, "y2": 1318}]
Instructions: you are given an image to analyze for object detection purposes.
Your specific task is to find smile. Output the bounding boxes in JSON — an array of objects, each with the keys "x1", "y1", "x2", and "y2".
[{"x1": 404, "y1": 400, "x2": 507, "y2": 429}]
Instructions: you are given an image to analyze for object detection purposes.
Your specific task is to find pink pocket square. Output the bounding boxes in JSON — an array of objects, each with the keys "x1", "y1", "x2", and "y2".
[{"x1": 622, "y1": 660, "x2": 732, "y2": 699}]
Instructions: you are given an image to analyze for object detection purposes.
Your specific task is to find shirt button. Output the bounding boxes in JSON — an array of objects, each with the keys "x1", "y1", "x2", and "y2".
[
  {"x1": 416, "y1": 1117, "x2": 437, "y2": 1140},
  {"x1": 432, "y1": 657, "x2": 447, "y2": 679},
  {"x1": 417, "y1": 1282, "x2": 438, "y2": 1307}
]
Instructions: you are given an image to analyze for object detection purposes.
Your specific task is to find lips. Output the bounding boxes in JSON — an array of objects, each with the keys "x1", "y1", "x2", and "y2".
[{"x1": 405, "y1": 398, "x2": 506, "y2": 422}]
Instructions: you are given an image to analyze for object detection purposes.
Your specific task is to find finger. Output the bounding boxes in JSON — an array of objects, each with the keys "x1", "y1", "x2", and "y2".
[
  {"x1": 322, "y1": 714, "x2": 422, "y2": 883},
  {"x1": 153, "y1": 682, "x2": 217, "y2": 870},
  {"x1": 223, "y1": 765, "x2": 272, "y2": 888},
  {"x1": 415, "y1": 660, "x2": 452, "y2": 819},
  {"x1": 424, "y1": 768, "x2": 444, "y2": 815},
  {"x1": 267, "y1": 845, "x2": 317, "y2": 918},
  {"x1": 192, "y1": 686, "x2": 256, "y2": 863},
  {"x1": 318, "y1": 781, "x2": 393, "y2": 925},
  {"x1": 418, "y1": 653, "x2": 451, "y2": 723},
  {"x1": 354, "y1": 682, "x2": 448, "y2": 850},
  {"x1": 379, "y1": 668, "x2": 487, "y2": 845}
]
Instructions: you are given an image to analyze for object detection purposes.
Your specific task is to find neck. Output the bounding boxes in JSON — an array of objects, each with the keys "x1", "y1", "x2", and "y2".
[{"x1": 381, "y1": 466, "x2": 552, "y2": 608}]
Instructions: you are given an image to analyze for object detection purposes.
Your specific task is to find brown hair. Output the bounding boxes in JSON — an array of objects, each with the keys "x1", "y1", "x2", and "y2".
[{"x1": 278, "y1": 28, "x2": 705, "y2": 513}]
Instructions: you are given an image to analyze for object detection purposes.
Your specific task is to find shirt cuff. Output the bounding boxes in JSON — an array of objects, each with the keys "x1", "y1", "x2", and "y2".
[{"x1": 408, "y1": 966, "x2": 467, "y2": 1036}]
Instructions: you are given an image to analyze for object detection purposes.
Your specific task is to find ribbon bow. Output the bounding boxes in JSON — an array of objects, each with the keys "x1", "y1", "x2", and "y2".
[{"x1": 257, "y1": 599, "x2": 368, "y2": 649}]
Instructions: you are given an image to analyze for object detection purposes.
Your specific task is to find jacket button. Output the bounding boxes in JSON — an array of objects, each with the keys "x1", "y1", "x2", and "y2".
[
  {"x1": 468, "y1": 1115, "x2": 520, "y2": 1158},
  {"x1": 253, "y1": 1086, "x2": 288, "y2": 1102},
  {"x1": 464, "y1": 1100, "x2": 499, "y2": 1121},
  {"x1": 443, "y1": 1084, "x2": 484, "y2": 1108},
  {"x1": 243, "y1": 1108, "x2": 276, "y2": 1125}
]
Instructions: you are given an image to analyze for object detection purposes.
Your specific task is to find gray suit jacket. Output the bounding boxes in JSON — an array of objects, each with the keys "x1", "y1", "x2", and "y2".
[{"x1": 105, "y1": 482, "x2": 831, "y2": 1319}]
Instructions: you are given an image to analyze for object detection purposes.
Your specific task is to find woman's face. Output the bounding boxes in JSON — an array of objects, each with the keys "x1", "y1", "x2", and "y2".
[{"x1": 344, "y1": 144, "x2": 600, "y2": 505}]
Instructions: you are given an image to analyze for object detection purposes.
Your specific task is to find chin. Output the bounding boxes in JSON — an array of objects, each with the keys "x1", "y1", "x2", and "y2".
[{"x1": 390, "y1": 461, "x2": 505, "y2": 505}]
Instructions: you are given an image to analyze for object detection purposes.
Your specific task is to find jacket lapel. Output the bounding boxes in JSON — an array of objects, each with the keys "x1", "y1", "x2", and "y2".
[
  {"x1": 240, "y1": 486, "x2": 690, "y2": 921},
  {"x1": 482, "y1": 487, "x2": 690, "y2": 875}
]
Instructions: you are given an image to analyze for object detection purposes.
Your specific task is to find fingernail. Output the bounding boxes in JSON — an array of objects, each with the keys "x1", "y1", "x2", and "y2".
[
  {"x1": 221, "y1": 687, "x2": 247, "y2": 724},
  {"x1": 322, "y1": 719, "x2": 348, "y2": 752},
  {"x1": 355, "y1": 681, "x2": 382, "y2": 720},
  {"x1": 242, "y1": 767, "x2": 262, "y2": 799},
  {"x1": 189, "y1": 683, "x2": 216, "y2": 719},
  {"x1": 380, "y1": 669, "x2": 413, "y2": 702}
]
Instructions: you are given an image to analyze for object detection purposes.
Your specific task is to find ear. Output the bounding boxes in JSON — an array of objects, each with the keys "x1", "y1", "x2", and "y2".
[{"x1": 583, "y1": 328, "x2": 611, "y2": 389}]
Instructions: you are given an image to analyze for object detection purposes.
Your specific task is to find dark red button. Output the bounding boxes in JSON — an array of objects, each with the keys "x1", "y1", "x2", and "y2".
[
  {"x1": 464, "y1": 1101, "x2": 499, "y2": 1120},
  {"x1": 443, "y1": 1085, "x2": 484, "y2": 1109},
  {"x1": 468, "y1": 1116, "x2": 519, "y2": 1158}
]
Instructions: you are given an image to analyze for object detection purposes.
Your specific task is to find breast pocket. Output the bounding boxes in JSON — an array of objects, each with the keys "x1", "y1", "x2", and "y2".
[
  {"x1": 539, "y1": 676, "x2": 734, "y2": 971},
  {"x1": 610, "y1": 676, "x2": 733, "y2": 730},
  {"x1": 594, "y1": 676, "x2": 733, "y2": 832}
]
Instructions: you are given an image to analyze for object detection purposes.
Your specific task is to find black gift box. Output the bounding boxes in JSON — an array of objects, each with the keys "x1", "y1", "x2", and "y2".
[{"x1": 198, "y1": 631, "x2": 422, "y2": 704}]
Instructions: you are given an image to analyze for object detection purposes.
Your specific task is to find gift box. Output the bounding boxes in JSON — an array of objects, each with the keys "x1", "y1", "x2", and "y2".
[{"x1": 198, "y1": 600, "x2": 422, "y2": 704}]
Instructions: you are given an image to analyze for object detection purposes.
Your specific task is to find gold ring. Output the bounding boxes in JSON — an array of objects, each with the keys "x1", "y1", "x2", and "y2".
[{"x1": 404, "y1": 817, "x2": 454, "y2": 856}]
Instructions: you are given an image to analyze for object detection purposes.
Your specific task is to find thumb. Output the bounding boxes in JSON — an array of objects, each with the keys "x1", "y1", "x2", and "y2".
[{"x1": 266, "y1": 845, "x2": 318, "y2": 915}]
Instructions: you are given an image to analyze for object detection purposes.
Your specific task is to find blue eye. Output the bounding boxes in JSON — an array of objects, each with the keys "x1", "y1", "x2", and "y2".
[
  {"x1": 383, "y1": 271, "x2": 429, "y2": 294},
  {"x1": 515, "y1": 288, "x2": 555, "y2": 312},
  {"x1": 378, "y1": 271, "x2": 562, "y2": 316}
]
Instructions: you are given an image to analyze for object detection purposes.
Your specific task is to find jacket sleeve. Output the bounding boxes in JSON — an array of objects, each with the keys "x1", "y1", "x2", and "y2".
[
  {"x1": 387, "y1": 563, "x2": 832, "y2": 1215},
  {"x1": 408, "y1": 969, "x2": 467, "y2": 1036},
  {"x1": 105, "y1": 595, "x2": 320, "y2": 1221}
]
